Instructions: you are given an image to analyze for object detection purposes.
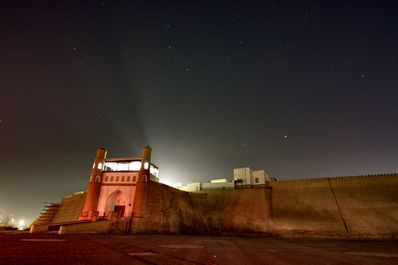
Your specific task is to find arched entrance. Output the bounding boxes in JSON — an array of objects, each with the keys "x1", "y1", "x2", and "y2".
[{"x1": 104, "y1": 190, "x2": 127, "y2": 218}]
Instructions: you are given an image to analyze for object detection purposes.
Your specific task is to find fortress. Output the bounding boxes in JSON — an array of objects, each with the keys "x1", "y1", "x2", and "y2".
[{"x1": 30, "y1": 146, "x2": 398, "y2": 239}]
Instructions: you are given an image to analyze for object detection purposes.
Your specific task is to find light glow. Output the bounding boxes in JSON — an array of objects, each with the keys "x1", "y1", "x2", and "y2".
[
  {"x1": 117, "y1": 163, "x2": 129, "y2": 171},
  {"x1": 104, "y1": 162, "x2": 118, "y2": 171},
  {"x1": 150, "y1": 166, "x2": 159, "y2": 177},
  {"x1": 129, "y1": 161, "x2": 141, "y2": 171},
  {"x1": 18, "y1": 219, "x2": 25, "y2": 230},
  {"x1": 144, "y1": 162, "x2": 149, "y2": 169},
  {"x1": 103, "y1": 161, "x2": 145, "y2": 171},
  {"x1": 159, "y1": 179, "x2": 180, "y2": 188},
  {"x1": 210, "y1": 178, "x2": 229, "y2": 183}
]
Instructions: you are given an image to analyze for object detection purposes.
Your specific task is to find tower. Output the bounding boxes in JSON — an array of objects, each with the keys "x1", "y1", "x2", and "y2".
[
  {"x1": 138, "y1": 145, "x2": 151, "y2": 182},
  {"x1": 79, "y1": 147, "x2": 107, "y2": 220},
  {"x1": 131, "y1": 145, "x2": 152, "y2": 233}
]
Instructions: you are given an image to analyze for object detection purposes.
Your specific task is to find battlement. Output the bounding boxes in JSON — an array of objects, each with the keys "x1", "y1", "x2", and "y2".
[{"x1": 274, "y1": 173, "x2": 398, "y2": 183}]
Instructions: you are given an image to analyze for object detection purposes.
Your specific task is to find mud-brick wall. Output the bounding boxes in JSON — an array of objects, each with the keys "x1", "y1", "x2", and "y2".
[
  {"x1": 132, "y1": 175, "x2": 398, "y2": 238},
  {"x1": 131, "y1": 182, "x2": 199, "y2": 234},
  {"x1": 205, "y1": 189, "x2": 272, "y2": 234},
  {"x1": 270, "y1": 179, "x2": 347, "y2": 237},
  {"x1": 131, "y1": 182, "x2": 273, "y2": 235},
  {"x1": 330, "y1": 175, "x2": 398, "y2": 237},
  {"x1": 269, "y1": 174, "x2": 398, "y2": 238}
]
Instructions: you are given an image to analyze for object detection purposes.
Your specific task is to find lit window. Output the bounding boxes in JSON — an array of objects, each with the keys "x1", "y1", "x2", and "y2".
[
  {"x1": 150, "y1": 166, "x2": 159, "y2": 177},
  {"x1": 97, "y1": 163, "x2": 103, "y2": 170},
  {"x1": 144, "y1": 162, "x2": 149, "y2": 169},
  {"x1": 117, "y1": 163, "x2": 129, "y2": 171},
  {"x1": 129, "y1": 161, "x2": 141, "y2": 171},
  {"x1": 104, "y1": 162, "x2": 117, "y2": 171}
]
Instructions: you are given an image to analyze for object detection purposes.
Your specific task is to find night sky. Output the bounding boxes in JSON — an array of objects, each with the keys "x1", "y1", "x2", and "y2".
[{"x1": 1, "y1": 1, "x2": 398, "y2": 224}]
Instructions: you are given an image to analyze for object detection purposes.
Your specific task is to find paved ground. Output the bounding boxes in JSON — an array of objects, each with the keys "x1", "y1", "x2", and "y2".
[{"x1": 0, "y1": 232, "x2": 397, "y2": 265}]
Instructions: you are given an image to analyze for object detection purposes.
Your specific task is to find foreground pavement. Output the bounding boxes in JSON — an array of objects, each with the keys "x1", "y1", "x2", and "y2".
[{"x1": 0, "y1": 232, "x2": 397, "y2": 265}]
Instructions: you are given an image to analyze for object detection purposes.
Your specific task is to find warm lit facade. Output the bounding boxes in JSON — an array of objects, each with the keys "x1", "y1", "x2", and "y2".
[{"x1": 79, "y1": 145, "x2": 159, "y2": 220}]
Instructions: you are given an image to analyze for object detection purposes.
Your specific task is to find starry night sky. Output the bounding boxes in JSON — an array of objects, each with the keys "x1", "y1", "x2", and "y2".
[{"x1": 1, "y1": 1, "x2": 398, "y2": 224}]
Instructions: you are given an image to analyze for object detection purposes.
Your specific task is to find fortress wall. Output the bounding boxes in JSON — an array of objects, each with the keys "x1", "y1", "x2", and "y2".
[
  {"x1": 188, "y1": 192, "x2": 211, "y2": 233},
  {"x1": 202, "y1": 190, "x2": 231, "y2": 233},
  {"x1": 269, "y1": 174, "x2": 398, "y2": 238},
  {"x1": 131, "y1": 182, "x2": 199, "y2": 234},
  {"x1": 132, "y1": 175, "x2": 398, "y2": 238},
  {"x1": 222, "y1": 188, "x2": 271, "y2": 234},
  {"x1": 132, "y1": 182, "x2": 273, "y2": 235},
  {"x1": 51, "y1": 192, "x2": 86, "y2": 224},
  {"x1": 269, "y1": 179, "x2": 347, "y2": 237},
  {"x1": 330, "y1": 175, "x2": 398, "y2": 238}
]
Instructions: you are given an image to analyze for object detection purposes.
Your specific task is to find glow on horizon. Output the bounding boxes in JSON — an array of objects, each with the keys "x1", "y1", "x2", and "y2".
[{"x1": 159, "y1": 178, "x2": 181, "y2": 188}]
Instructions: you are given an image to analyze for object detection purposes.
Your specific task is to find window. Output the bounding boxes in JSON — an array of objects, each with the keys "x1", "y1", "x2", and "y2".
[
  {"x1": 97, "y1": 162, "x2": 103, "y2": 170},
  {"x1": 95, "y1": 175, "x2": 101, "y2": 182},
  {"x1": 255, "y1": 178, "x2": 259, "y2": 183},
  {"x1": 121, "y1": 176, "x2": 125, "y2": 182},
  {"x1": 110, "y1": 176, "x2": 114, "y2": 182},
  {"x1": 116, "y1": 176, "x2": 119, "y2": 182},
  {"x1": 150, "y1": 166, "x2": 159, "y2": 177},
  {"x1": 129, "y1": 161, "x2": 141, "y2": 171},
  {"x1": 105, "y1": 176, "x2": 108, "y2": 182},
  {"x1": 104, "y1": 162, "x2": 117, "y2": 171},
  {"x1": 117, "y1": 163, "x2": 129, "y2": 171},
  {"x1": 127, "y1": 176, "x2": 130, "y2": 182},
  {"x1": 144, "y1": 162, "x2": 149, "y2": 169},
  {"x1": 133, "y1": 176, "x2": 136, "y2": 182}
]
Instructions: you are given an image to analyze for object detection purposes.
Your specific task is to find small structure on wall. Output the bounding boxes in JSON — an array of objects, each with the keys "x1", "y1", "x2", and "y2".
[
  {"x1": 178, "y1": 178, "x2": 235, "y2": 192},
  {"x1": 233, "y1": 167, "x2": 271, "y2": 186},
  {"x1": 178, "y1": 167, "x2": 273, "y2": 192}
]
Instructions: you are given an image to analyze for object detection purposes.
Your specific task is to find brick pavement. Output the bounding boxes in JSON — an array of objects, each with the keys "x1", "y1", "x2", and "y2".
[{"x1": 0, "y1": 232, "x2": 397, "y2": 265}]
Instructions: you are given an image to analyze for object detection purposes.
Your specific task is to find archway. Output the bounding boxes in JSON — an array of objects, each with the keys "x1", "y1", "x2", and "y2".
[{"x1": 104, "y1": 190, "x2": 127, "y2": 218}]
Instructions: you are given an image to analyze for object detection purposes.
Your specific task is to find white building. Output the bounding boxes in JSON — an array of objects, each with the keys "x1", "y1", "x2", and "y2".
[
  {"x1": 179, "y1": 178, "x2": 234, "y2": 192},
  {"x1": 233, "y1": 167, "x2": 271, "y2": 185}
]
